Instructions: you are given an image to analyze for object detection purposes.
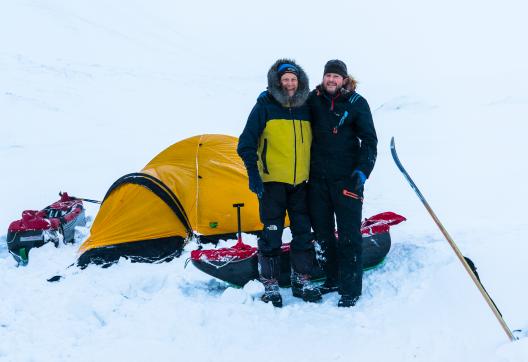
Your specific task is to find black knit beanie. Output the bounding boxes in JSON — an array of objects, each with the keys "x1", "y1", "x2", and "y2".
[{"x1": 323, "y1": 59, "x2": 348, "y2": 78}]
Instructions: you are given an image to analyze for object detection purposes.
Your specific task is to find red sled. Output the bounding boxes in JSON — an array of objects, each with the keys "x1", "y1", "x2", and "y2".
[
  {"x1": 6, "y1": 192, "x2": 86, "y2": 265},
  {"x1": 191, "y1": 211, "x2": 406, "y2": 287}
]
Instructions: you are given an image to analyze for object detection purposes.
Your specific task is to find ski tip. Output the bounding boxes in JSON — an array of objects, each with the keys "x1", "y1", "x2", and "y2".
[
  {"x1": 390, "y1": 136, "x2": 395, "y2": 149},
  {"x1": 513, "y1": 329, "x2": 527, "y2": 340}
]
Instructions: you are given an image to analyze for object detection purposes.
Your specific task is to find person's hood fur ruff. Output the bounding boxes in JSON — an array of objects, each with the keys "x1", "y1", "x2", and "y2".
[{"x1": 267, "y1": 58, "x2": 309, "y2": 107}]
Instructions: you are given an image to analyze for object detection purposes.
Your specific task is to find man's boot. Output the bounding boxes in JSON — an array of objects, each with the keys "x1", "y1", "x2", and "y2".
[
  {"x1": 338, "y1": 295, "x2": 360, "y2": 308},
  {"x1": 291, "y1": 271, "x2": 322, "y2": 303},
  {"x1": 258, "y1": 254, "x2": 282, "y2": 307}
]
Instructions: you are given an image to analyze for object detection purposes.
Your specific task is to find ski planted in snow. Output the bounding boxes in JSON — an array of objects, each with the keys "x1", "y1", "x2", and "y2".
[{"x1": 390, "y1": 137, "x2": 517, "y2": 342}]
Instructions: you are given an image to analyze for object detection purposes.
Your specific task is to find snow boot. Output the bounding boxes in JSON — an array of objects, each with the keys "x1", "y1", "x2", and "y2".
[
  {"x1": 258, "y1": 254, "x2": 282, "y2": 307},
  {"x1": 338, "y1": 295, "x2": 359, "y2": 308},
  {"x1": 291, "y1": 271, "x2": 322, "y2": 303},
  {"x1": 260, "y1": 278, "x2": 282, "y2": 307}
]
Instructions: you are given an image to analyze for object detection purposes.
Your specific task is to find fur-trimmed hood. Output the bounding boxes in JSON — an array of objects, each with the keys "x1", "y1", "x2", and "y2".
[{"x1": 266, "y1": 58, "x2": 310, "y2": 107}]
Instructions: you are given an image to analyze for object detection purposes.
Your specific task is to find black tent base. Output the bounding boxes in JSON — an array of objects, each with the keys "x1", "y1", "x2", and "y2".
[
  {"x1": 77, "y1": 236, "x2": 185, "y2": 268},
  {"x1": 191, "y1": 231, "x2": 391, "y2": 287}
]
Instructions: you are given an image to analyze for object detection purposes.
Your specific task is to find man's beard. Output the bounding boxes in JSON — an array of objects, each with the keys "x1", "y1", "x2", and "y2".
[{"x1": 323, "y1": 83, "x2": 339, "y2": 95}]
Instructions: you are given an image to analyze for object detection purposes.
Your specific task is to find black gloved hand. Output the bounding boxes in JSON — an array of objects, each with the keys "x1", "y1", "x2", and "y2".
[
  {"x1": 247, "y1": 168, "x2": 264, "y2": 198},
  {"x1": 350, "y1": 169, "x2": 367, "y2": 191}
]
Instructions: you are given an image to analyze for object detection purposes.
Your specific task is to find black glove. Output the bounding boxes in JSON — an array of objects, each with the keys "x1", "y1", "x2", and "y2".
[
  {"x1": 247, "y1": 168, "x2": 264, "y2": 198},
  {"x1": 350, "y1": 170, "x2": 366, "y2": 191}
]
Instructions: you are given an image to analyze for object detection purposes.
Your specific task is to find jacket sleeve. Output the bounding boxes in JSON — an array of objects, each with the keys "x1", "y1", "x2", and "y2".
[
  {"x1": 354, "y1": 96, "x2": 378, "y2": 178},
  {"x1": 237, "y1": 103, "x2": 267, "y2": 171}
]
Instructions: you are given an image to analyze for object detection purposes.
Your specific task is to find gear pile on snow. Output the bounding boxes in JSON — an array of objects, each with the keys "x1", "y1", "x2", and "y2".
[
  {"x1": 191, "y1": 212, "x2": 406, "y2": 287},
  {"x1": 6, "y1": 192, "x2": 86, "y2": 265}
]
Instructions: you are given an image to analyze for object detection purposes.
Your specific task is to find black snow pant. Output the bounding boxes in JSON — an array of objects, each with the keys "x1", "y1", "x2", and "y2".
[
  {"x1": 308, "y1": 176, "x2": 363, "y2": 297},
  {"x1": 257, "y1": 182, "x2": 316, "y2": 280}
]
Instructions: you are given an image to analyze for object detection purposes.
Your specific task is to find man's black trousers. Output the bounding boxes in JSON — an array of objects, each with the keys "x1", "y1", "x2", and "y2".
[
  {"x1": 258, "y1": 182, "x2": 315, "y2": 279},
  {"x1": 308, "y1": 177, "x2": 363, "y2": 297}
]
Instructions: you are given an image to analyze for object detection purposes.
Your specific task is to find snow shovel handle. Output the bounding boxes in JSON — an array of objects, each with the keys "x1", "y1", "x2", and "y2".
[{"x1": 233, "y1": 203, "x2": 244, "y2": 243}]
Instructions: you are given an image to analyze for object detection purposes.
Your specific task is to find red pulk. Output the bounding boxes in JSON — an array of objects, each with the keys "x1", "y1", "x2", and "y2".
[
  {"x1": 6, "y1": 192, "x2": 86, "y2": 266},
  {"x1": 191, "y1": 211, "x2": 406, "y2": 287}
]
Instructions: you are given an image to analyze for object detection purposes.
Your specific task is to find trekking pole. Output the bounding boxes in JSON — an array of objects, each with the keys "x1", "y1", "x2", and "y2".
[
  {"x1": 390, "y1": 137, "x2": 517, "y2": 342},
  {"x1": 59, "y1": 192, "x2": 101, "y2": 204},
  {"x1": 233, "y1": 203, "x2": 244, "y2": 244}
]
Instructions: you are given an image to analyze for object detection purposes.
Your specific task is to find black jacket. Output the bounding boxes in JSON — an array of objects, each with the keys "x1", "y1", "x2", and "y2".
[{"x1": 308, "y1": 87, "x2": 377, "y2": 180}]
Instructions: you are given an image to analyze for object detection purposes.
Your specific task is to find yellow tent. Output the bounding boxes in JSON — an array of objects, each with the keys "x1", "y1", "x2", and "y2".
[{"x1": 78, "y1": 134, "x2": 268, "y2": 266}]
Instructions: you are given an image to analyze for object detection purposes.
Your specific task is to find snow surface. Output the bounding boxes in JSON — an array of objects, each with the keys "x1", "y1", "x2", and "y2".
[{"x1": 1, "y1": 1, "x2": 528, "y2": 361}]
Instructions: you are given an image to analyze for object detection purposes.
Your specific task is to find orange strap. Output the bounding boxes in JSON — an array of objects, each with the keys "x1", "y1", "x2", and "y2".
[{"x1": 342, "y1": 189, "x2": 363, "y2": 202}]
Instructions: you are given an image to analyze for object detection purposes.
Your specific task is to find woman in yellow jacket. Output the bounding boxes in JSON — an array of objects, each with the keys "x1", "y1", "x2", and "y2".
[{"x1": 238, "y1": 59, "x2": 321, "y2": 307}]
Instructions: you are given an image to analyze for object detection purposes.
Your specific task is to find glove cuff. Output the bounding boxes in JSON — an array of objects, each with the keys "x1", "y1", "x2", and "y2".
[{"x1": 351, "y1": 169, "x2": 366, "y2": 179}]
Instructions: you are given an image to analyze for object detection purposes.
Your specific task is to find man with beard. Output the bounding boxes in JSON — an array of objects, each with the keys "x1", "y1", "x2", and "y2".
[
  {"x1": 308, "y1": 60, "x2": 378, "y2": 307},
  {"x1": 237, "y1": 59, "x2": 322, "y2": 307}
]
